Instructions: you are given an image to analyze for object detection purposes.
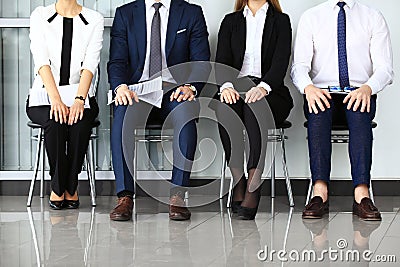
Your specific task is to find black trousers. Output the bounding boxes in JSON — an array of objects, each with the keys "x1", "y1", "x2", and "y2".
[
  {"x1": 216, "y1": 90, "x2": 291, "y2": 172},
  {"x1": 26, "y1": 97, "x2": 99, "y2": 196}
]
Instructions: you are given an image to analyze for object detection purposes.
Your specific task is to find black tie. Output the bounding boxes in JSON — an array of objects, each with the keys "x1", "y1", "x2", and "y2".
[{"x1": 149, "y1": 3, "x2": 162, "y2": 78}]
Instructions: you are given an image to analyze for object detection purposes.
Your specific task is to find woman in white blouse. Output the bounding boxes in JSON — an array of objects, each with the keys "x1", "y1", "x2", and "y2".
[
  {"x1": 26, "y1": 0, "x2": 104, "y2": 209},
  {"x1": 215, "y1": 0, "x2": 293, "y2": 220}
]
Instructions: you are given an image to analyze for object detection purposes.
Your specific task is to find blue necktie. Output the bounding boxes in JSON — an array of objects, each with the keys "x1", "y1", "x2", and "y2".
[{"x1": 337, "y1": 2, "x2": 350, "y2": 88}]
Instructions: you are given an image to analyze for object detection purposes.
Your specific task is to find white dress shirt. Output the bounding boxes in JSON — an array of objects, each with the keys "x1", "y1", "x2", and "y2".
[
  {"x1": 220, "y1": 3, "x2": 272, "y2": 93},
  {"x1": 30, "y1": 4, "x2": 104, "y2": 96},
  {"x1": 291, "y1": 0, "x2": 393, "y2": 95}
]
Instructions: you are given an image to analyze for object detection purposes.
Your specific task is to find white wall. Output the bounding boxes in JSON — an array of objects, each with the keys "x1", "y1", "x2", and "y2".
[{"x1": 192, "y1": 0, "x2": 399, "y2": 180}]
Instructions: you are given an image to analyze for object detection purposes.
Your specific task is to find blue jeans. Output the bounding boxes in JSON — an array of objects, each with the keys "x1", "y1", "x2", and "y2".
[
  {"x1": 111, "y1": 93, "x2": 199, "y2": 195},
  {"x1": 304, "y1": 94, "x2": 377, "y2": 188}
]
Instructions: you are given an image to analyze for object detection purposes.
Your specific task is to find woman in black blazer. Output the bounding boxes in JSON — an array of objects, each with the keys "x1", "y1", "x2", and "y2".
[{"x1": 215, "y1": 0, "x2": 293, "y2": 219}]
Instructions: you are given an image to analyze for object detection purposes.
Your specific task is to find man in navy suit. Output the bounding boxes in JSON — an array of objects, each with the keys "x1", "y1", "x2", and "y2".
[{"x1": 108, "y1": 0, "x2": 210, "y2": 221}]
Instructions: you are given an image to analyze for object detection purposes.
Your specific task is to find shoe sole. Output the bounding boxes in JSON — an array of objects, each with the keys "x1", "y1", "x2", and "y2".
[
  {"x1": 110, "y1": 216, "x2": 132, "y2": 221},
  {"x1": 353, "y1": 212, "x2": 382, "y2": 221}
]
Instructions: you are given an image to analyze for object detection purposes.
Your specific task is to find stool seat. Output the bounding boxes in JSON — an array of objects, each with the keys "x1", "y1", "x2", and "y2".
[
  {"x1": 303, "y1": 121, "x2": 377, "y2": 130},
  {"x1": 276, "y1": 120, "x2": 292, "y2": 130}
]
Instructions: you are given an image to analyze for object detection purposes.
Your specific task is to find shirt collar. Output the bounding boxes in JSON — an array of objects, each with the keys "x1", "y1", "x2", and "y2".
[
  {"x1": 243, "y1": 2, "x2": 269, "y2": 18},
  {"x1": 145, "y1": 0, "x2": 170, "y2": 11},
  {"x1": 328, "y1": 0, "x2": 356, "y2": 9}
]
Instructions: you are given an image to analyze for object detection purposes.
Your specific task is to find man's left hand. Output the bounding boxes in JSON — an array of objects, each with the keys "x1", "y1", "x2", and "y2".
[
  {"x1": 343, "y1": 85, "x2": 372, "y2": 113},
  {"x1": 170, "y1": 85, "x2": 195, "y2": 102}
]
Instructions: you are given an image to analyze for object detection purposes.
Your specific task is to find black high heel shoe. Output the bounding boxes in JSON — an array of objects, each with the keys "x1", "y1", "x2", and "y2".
[
  {"x1": 49, "y1": 200, "x2": 64, "y2": 210},
  {"x1": 231, "y1": 201, "x2": 242, "y2": 213},
  {"x1": 237, "y1": 192, "x2": 261, "y2": 220},
  {"x1": 62, "y1": 199, "x2": 80, "y2": 209}
]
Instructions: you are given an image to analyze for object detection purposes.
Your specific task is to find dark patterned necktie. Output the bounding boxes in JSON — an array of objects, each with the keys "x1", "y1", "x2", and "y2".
[
  {"x1": 149, "y1": 2, "x2": 162, "y2": 78},
  {"x1": 337, "y1": 2, "x2": 350, "y2": 88}
]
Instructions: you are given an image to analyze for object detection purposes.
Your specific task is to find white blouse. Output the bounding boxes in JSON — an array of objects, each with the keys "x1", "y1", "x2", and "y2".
[{"x1": 29, "y1": 4, "x2": 104, "y2": 95}]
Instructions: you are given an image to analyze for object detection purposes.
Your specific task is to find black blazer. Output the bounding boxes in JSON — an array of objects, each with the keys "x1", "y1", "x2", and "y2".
[{"x1": 215, "y1": 6, "x2": 294, "y2": 116}]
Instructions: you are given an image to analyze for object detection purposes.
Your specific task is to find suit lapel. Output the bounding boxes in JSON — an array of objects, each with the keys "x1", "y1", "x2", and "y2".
[
  {"x1": 133, "y1": 0, "x2": 147, "y2": 66},
  {"x1": 166, "y1": 0, "x2": 184, "y2": 59},
  {"x1": 261, "y1": 7, "x2": 275, "y2": 63}
]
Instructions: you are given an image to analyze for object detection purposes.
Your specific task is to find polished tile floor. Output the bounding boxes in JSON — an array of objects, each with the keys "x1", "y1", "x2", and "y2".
[{"x1": 0, "y1": 196, "x2": 399, "y2": 266}]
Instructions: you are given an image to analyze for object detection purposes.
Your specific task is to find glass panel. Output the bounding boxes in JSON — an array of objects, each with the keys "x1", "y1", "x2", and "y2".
[{"x1": 0, "y1": 0, "x2": 132, "y2": 18}]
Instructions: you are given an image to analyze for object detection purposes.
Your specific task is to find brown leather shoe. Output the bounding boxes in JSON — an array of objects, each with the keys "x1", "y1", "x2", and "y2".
[
  {"x1": 110, "y1": 196, "x2": 134, "y2": 221},
  {"x1": 169, "y1": 194, "x2": 191, "y2": 221},
  {"x1": 353, "y1": 197, "x2": 382, "y2": 221},
  {"x1": 302, "y1": 196, "x2": 329, "y2": 219}
]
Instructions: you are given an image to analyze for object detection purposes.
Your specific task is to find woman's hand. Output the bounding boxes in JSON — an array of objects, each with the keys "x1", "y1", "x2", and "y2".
[
  {"x1": 50, "y1": 98, "x2": 69, "y2": 124},
  {"x1": 245, "y1": 87, "x2": 268, "y2": 103},
  {"x1": 68, "y1": 99, "x2": 85, "y2": 125},
  {"x1": 220, "y1": 87, "x2": 240, "y2": 104}
]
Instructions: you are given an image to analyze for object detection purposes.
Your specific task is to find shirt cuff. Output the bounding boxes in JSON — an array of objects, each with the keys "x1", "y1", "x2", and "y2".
[
  {"x1": 364, "y1": 79, "x2": 381, "y2": 95},
  {"x1": 257, "y1": 82, "x2": 272, "y2": 94},
  {"x1": 220, "y1": 82, "x2": 234, "y2": 93},
  {"x1": 114, "y1": 84, "x2": 127, "y2": 94}
]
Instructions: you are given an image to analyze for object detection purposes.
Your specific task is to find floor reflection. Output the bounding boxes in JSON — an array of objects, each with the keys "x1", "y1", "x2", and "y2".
[{"x1": 0, "y1": 196, "x2": 398, "y2": 266}]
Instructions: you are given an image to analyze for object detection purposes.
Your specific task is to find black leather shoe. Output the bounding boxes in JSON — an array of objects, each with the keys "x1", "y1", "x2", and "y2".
[
  {"x1": 62, "y1": 199, "x2": 80, "y2": 209},
  {"x1": 231, "y1": 201, "x2": 242, "y2": 213},
  {"x1": 49, "y1": 200, "x2": 63, "y2": 210},
  {"x1": 302, "y1": 196, "x2": 329, "y2": 219}
]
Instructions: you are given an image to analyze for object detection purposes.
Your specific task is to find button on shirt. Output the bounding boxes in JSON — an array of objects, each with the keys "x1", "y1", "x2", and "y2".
[
  {"x1": 291, "y1": 0, "x2": 393, "y2": 95},
  {"x1": 221, "y1": 3, "x2": 271, "y2": 93}
]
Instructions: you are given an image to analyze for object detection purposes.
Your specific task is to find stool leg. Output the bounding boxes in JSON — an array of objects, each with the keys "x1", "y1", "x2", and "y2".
[
  {"x1": 40, "y1": 131, "x2": 45, "y2": 198},
  {"x1": 219, "y1": 152, "x2": 226, "y2": 199},
  {"x1": 281, "y1": 129, "x2": 294, "y2": 207},
  {"x1": 271, "y1": 130, "x2": 276, "y2": 198},
  {"x1": 27, "y1": 129, "x2": 43, "y2": 207},
  {"x1": 369, "y1": 180, "x2": 375, "y2": 204},
  {"x1": 226, "y1": 175, "x2": 233, "y2": 208},
  {"x1": 306, "y1": 179, "x2": 313, "y2": 206},
  {"x1": 133, "y1": 137, "x2": 138, "y2": 199},
  {"x1": 87, "y1": 139, "x2": 96, "y2": 206}
]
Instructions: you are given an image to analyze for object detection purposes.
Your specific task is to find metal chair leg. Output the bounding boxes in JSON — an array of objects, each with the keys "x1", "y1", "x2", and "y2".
[
  {"x1": 306, "y1": 179, "x2": 313, "y2": 205},
  {"x1": 369, "y1": 180, "x2": 375, "y2": 204},
  {"x1": 27, "y1": 129, "x2": 43, "y2": 207},
  {"x1": 133, "y1": 135, "x2": 138, "y2": 199},
  {"x1": 226, "y1": 175, "x2": 233, "y2": 208},
  {"x1": 281, "y1": 129, "x2": 294, "y2": 207},
  {"x1": 219, "y1": 152, "x2": 226, "y2": 199},
  {"x1": 40, "y1": 131, "x2": 45, "y2": 198},
  {"x1": 271, "y1": 130, "x2": 276, "y2": 198},
  {"x1": 87, "y1": 139, "x2": 96, "y2": 206}
]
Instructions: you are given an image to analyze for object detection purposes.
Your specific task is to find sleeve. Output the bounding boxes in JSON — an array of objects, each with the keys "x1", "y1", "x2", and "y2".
[
  {"x1": 364, "y1": 11, "x2": 394, "y2": 95},
  {"x1": 29, "y1": 7, "x2": 51, "y2": 75},
  {"x1": 290, "y1": 13, "x2": 314, "y2": 94},
  {"x1": 215, "y1": 15, "x2": 238, "y2": 90},
  {"x1": 81, "y1": 14, "x2": 104, "y2": 76},
  {"x1": 107, "y1": 7, "x2": 130, "y2": 92},
  {"x1": 186, "y1": 5, "x2": 211, "y2": 94},
  {"x1": 261, "y1": 14, "x2": 292, "y2": 90}
]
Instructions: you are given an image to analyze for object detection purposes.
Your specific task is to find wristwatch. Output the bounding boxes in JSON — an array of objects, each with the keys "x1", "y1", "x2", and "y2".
[
  {"x1": 184, "y1": 84, "x2": 197, "y2": 96},
  {"x1": 75, "y1": 96, "x2": 85, "y2": 102}
]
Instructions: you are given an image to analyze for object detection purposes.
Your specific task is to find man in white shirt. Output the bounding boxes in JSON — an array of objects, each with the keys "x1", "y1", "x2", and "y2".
[{"x1": 291, "y1": 0, "x2": 393, "y2": 220}]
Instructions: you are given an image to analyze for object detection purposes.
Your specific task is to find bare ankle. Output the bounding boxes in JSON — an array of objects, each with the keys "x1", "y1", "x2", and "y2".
[{"x1": 313, "y1": 181, "x2": 328, "y2": 202}]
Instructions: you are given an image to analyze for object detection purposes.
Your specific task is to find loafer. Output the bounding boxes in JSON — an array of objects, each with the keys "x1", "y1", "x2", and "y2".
[
  {"x1": 49, "y1": 200, "x2": 64, "y2": 210},
  {"x1": 63, "y1": 199, "x2": 80, "y2": 209},
  {"x1": 169, "y1": 194, "x2": 191, "y2": 221},
  {"x1": 110, "y1": 196, "x2": 134, "y2": 221},
  {"x1": 352, "y1": 197, "x2": 382, "y2": 221},
  {"x1": 302, "y1": 196, "x2": 329, "y2": 219}
]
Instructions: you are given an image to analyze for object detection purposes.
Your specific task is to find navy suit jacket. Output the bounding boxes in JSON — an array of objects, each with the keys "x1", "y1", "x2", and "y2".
[{"x1": 108, "y1": 0, "x2": 211, "y2": 93}]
